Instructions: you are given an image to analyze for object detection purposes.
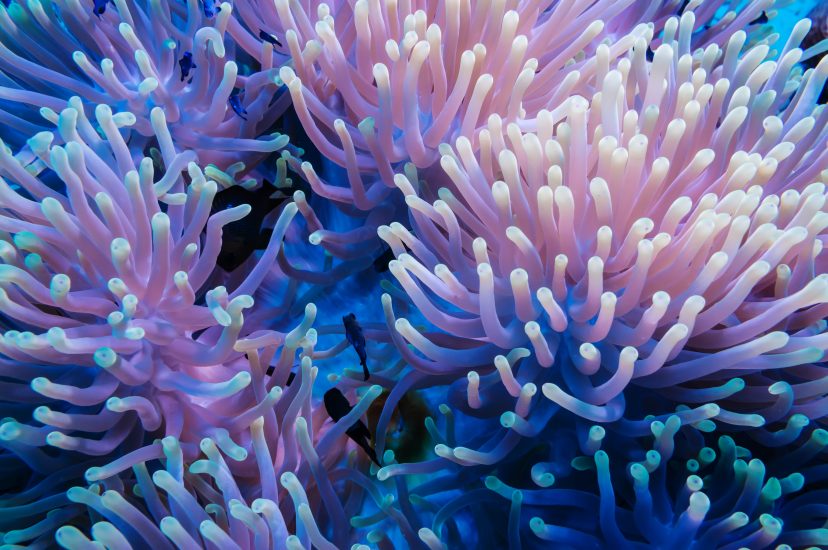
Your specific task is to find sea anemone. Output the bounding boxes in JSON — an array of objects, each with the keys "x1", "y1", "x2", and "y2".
[
  {"x1": 274, "y1": 0, "x2": 775, "y2": 213},
  {"x1": 377, "y1": 16, "x2": 828, "y2": 446},
  {"x1": 0, "y1": 1, "x2": 826, "y2": 549},
  {"x1": 389, "y1": 412, "x2": 828, "y2": 548},
  {"x1": 41, "y1": 357, "x2": 390, "y2": 550},
  {"x1": 269, "y1": 0, "x2": 781, "y2": 273},
  {"x1": 4, "y1": 339, "x2": 397, "y2": 548},
  {"x1": 0, "y1": 0, "x2": 289, "y2": 170},
  {"x1": 482, "y1": 417, "x2": 828, "y2": 548},
  {"x1": 0, "y1": 100, "x2": 303, "y2": 541}
]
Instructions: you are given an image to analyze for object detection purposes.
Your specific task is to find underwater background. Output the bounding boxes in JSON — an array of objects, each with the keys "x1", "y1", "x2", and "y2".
[{"x1": 0, "y1": 0, "x2": 827, "y2": 548}]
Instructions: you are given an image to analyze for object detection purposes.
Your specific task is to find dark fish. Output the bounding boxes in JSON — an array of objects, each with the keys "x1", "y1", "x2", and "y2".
[
  {"x1": 324, "y1": 388, "x2": 380, "y2": 466},
  {"x1": 259, "y1": 30, "x2": 282, "y2": 47},
  {"x1": 343, "y1": 313, "x2": 369, "y2": 380},
  {"x1": 749, "y1": 12, "x2": 769, "y2": 25},
  {"x1": 372, "y1": 246, "x2": 396, "y2": 273},
  {"x1": 92, "y1": 0, "x2": 111, "y2": 17},
  {"x1": 179, "y1": 51, "x2": 196, "y2": 81},
  {"x1": 210, "y1": 183, "x2": 289, "y2": 272},
  {"x1": 229, "y1": 93, "x2": 248, "y2": 120},
  {"x1": 200, "y1": 0, "x2": 219, "y2": 18}
]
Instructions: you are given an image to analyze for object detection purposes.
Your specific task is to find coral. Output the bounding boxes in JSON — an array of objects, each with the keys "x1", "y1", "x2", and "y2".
[{"x1": 0, "y1": 0, "x2": 289, "y2": 170}]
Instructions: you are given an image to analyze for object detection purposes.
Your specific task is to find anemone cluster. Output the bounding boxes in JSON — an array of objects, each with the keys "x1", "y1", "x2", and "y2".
[{"x1": 0, "y1": 0, "x2": 826, "y2": 548}]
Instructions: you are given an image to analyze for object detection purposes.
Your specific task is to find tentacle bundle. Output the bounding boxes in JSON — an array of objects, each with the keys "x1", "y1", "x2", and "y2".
[
  {"x1": 0, "y1": 0, "x2": 290, "y2": 169},
  {"x1": 44, "y1": 352, "x2": 385, "y2": 550},
  {"x1": 0, "y1": 101, "x2": 304, "y2": 541},
  {"x1": 269, "y1": 0, "x2": 782, "y2": 276},
  {"x1": 275, "y1": 0, "x2": 775, "y2": 205},
  {"x1": 377, "y1": 409, "x2": 828, "y2": 548},
  {"x1": 517, "y1": 422, "x2": 826, "y2": 548},
  {"x1": 380, "y1": 15, "x2": 828, "y2": 430}
]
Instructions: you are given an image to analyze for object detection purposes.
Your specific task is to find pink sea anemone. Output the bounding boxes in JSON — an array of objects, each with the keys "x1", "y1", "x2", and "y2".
[
  {"x1": 377, "y1": 17, "x2": 828, "y2": 449},
  {"x1": 273, "y1": 0, "x2": 775, "y2": 214},
  {"x1": 265, "y1": 0, "x2": 782, "y2": 271}
]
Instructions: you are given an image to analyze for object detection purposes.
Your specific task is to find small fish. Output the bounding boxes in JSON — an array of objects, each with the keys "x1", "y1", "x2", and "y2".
[
  {"x1": 343, "y1": 313, "x2": 369, "y2": 380},
  {"x1": 210, "y1": 183, "x2": 287, "y2": 271},
  {"x1": 372, "y1": 246, "x2": 396, "y2": 273},
  {"x1": 259, "y1": 30, "x2": 282, "y2": 48},
  {"x1": 178, "y1": 51, "x2": 196, "y2": 81},
  {"x1": 324, "y1": 388, "x2": 380, "y2": 466},
  {"x1": 92, "y1": 0, "x2": 112, "y2": 17},
  {"x1": 200, "y1": 0, "x2": 220, "y2": 18},
  {"x1": 229, "y1": 93, "x2": 248, "y2": 120}
]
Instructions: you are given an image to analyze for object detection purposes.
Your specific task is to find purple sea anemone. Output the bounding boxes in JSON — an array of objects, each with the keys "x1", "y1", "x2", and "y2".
[
  {"x1": 43, "y1": 358, "x2": 389, "y2": 550},
  {"x1": 0, "y1": 0, "x2": 289, "y2": 170},
  {"x1": 0, "y1": 100, "x2": 308, "y2": 541}
]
